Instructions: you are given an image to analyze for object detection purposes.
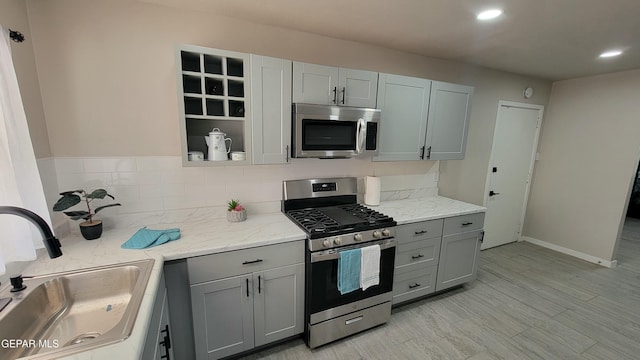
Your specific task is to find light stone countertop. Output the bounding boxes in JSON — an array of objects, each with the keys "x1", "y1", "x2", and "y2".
[
  {"x1": 373, "y1": 196, "x2": 486, "y2": 225},
  {"x1": 13, "y1": 196, "x2": 484, "y2": 360}
]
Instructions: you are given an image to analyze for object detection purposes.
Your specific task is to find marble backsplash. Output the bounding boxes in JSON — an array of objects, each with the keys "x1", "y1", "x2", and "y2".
[{"x1": 37, "y1": 156, "x2": 439, "y2": 234}]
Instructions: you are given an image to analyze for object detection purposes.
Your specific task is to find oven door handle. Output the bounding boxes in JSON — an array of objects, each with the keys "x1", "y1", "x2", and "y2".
[{"x1": 310, "y1": 239, "x2": 396, "y2": 263}]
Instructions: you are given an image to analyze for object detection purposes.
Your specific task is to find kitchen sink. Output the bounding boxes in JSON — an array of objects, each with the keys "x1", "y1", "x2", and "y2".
[{"x1": 0, "y1": 259, "x2": 154, "y2": 360}]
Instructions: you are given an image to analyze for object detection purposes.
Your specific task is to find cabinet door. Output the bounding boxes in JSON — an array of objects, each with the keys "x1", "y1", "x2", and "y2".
[
  {"x1": 435, "y1": 230, "x2": 482, "y2": 292},
  {"x1": 251, "y1": 55, "x2": 292, "y2": 164},
  {"x1": 191, "y1": 275, "x2": 254, "y2": 360},
  {"x1": 292, "y1": 62, "x2": 339, "y2": 105},
  {"x1": 337, "y1": 68, "x2": 378, "y2": 108},
  {"x1": 424, "y1": 81, "x2": 473, "y2": 160},
  {"x1": 253, "y1": 263, "x2": 304, "y2": 347},
  {"x1": 373, "y1": 73, "x2": 431, "y2": 161},
  {"x1": 156, "y1": 290, "x2": 175, "y2": 360},
  {"x1": 142, "y1": 285, "x2": 164, "y2": 360}
]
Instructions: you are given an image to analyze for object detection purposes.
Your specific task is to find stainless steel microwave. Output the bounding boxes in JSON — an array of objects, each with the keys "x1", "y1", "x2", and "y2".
[{"x1": 292, "y1": 103, "x2": 381, "y2": 159}]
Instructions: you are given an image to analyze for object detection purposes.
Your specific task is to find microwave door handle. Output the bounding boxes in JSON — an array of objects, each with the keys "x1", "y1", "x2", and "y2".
[{"x1": 356, "y1": 118, "x2": 366, "y2": 154}]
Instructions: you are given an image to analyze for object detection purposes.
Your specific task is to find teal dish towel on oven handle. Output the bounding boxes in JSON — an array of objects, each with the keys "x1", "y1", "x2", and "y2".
[
  {"x1": 121, "y1": 227, "x2": 181, "y2": 249},
  {"x1": 337, "y1": 248, "x2": 361, "y2": 295}
]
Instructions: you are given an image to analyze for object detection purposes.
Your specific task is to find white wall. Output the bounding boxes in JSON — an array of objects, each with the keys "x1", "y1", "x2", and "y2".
[
  {"x1": 48, "y1": 156, "x2": 439, "y2": 232},
  {"x1": 523, "y1": 68, "x2": 640, "y2": 262}
]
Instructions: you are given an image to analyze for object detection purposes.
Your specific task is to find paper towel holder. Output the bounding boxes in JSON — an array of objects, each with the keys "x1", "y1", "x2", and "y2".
[{"x1": 364, "y1": 176, "x2": 381, "y2": 206}]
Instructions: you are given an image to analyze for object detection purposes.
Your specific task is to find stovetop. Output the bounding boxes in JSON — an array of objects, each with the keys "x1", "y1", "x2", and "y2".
[{"x1": 285, "y1": 203, "x2": 396, "y2": 239}]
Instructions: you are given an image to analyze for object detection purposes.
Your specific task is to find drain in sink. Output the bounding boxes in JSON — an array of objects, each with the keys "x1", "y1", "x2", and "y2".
[{"x1": 65, "y1": 332, "x2": 101, "y2": 346}]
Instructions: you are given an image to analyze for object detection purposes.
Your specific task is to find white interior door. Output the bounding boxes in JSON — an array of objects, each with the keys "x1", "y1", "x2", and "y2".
[{"x1": 483, "y1": 102, "x2": 543, "y2": 249}]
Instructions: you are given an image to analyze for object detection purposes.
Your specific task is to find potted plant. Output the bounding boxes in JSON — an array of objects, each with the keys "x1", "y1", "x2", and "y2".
[
  {"x1": 227, "y1": 199, "x2": 247, "y2": 222},
  {"x1": 53, "y1": 189, "x2": 121, "y2": 240}
]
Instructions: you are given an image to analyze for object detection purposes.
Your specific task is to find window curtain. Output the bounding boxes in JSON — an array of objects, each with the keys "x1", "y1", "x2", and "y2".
[{"x1": 0, "y1": 26, "x2": 51, "y2": 274}]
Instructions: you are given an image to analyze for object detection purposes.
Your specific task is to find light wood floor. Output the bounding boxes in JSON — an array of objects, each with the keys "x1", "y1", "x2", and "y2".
[{"x1": 241, "y1": 219, "x2": 640, "y2": 359}]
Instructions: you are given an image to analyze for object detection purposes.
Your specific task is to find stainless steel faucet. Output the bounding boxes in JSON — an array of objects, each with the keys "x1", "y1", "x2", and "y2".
[{"x1": 0, "y1": 206, "x2": 62, "y2": 258}]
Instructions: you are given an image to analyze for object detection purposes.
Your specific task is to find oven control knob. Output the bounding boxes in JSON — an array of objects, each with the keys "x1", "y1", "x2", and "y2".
[
  {"x1": 333, "y1": 238, "x2": 342, "y2": 246},
  {"x1": 372, "y1": 230, "x2": 381, "y2": 238},
  {"x1": 322, "y1": 239, "x2": 331, "y2": 248},
  {"x1": 354, "y1": 233, "x2": 363, "y2": 242},
  {"x1": 382, "y1": 229, "x2": 391, "y2": 237}
]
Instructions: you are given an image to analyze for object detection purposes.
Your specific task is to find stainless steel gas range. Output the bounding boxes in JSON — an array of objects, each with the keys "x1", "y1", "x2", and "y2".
[{"x1": 282, "y1": 177, "x2": 397, "y2": 348}]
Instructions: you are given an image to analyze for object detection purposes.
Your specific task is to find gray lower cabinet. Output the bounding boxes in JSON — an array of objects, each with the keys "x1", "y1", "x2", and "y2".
[
  {"x1": 435, "y1": 213, "x2": 485, "y2": 291},
  {"x1": 188, "y1": 241, "x2": 305, "y2": 360},
  {"x1": 191, "y1": 274, "x2": 254, "y2": 359},
  {"x1": 392, "y1": 213, "x2": 485, "y2": 305},
  {"x1": 142, "y1": 273, "x2": 174, "y2": 360},
  {"x1": 392, "y1": 219, "x2": 443, "y2": 305}
]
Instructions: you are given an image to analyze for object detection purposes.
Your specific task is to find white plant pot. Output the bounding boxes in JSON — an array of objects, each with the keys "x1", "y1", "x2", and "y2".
[{"x1": 227, "y1": 209, "x2": 247, "y2": 222}]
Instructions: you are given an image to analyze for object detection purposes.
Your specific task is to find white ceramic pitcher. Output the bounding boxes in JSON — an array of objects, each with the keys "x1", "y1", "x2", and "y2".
[{"x1": 204, "y1": 128, "x2": 232, "y2": 161}]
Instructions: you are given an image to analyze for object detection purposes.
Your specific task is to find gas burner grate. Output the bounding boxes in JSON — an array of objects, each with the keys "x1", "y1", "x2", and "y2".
[
  {"x1": 286, "y1": 208, "x2": 340, "y2": 234},
  {"x1": 337, "y1": 204, "x2": 393, "y2": 224}
]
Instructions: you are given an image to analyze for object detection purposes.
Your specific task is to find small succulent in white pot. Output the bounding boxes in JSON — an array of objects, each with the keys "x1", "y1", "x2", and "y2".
[
  {"x1": 227, "y1": 199, "x2": 247, "y2": 222},
  {"x1": 53, "y1": 189, "x2": 121, "y2": 240}
]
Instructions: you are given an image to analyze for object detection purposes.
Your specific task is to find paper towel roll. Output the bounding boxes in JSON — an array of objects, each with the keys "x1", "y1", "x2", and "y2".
[{"x1": 364, "y1": 176, "x2": 381, "y2": 206}]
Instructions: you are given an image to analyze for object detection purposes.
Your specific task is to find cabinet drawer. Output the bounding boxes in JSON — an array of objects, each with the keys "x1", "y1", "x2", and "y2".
[
  {"x1": 188, "y1": 241, "x2": 304, "y2": 284},
  {"x1": 396, "y1": 219, "x2": 443, "y2": 243},
  {"x1": 443, "y1": 212, "x2": 485, "y2": 236},
  {"x1": 394, "y1": 237, "x2": 441, "y2": 269},
  {"x1": 392, "y1": 266, "x2": 437, "y2": 305}
]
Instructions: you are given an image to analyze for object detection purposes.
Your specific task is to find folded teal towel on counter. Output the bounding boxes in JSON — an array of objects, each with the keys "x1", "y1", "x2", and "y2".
[
  {"x1": 337, "y1": 248, "x2": 361, "y2": 295},
  {"x1": 121, "y1": 227, "x2": 181, "y2": 249}
]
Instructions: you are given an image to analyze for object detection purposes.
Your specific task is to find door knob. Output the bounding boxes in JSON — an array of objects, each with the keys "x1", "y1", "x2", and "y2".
[{"x1": 489, "y1": 190, "x2": 500, "y2": 196}]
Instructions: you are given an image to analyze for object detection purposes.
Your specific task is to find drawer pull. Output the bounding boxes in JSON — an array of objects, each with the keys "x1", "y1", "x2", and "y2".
[
  {"x1": 462, "y1": 222, "x2": 473, "y2": 226},
  {"x1": 408, "y1": 283, "x2": 421, "y2": 289},
  {"x1": 242, "y1": 259, "x2": 263, "y2": 265},
  {"x1": 411, "y1": 254, "x2": 425, "y2": 259},
  {"x1": 345, "y1": 315, "x2": 363, "y2": 325},
  {"x1": 246, "y1": 278, "x2": 249, "y2": 297},
  {"x1": 414, "y1": 230, "x2": 428, "y2": 235}
]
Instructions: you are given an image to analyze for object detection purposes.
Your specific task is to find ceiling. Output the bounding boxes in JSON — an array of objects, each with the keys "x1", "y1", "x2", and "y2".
[{"x1": 141, "y1": 0, "x2": 640, "y2": 80}]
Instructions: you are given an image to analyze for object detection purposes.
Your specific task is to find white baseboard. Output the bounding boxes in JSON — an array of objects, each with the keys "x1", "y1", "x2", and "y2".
[{"x1": 520, "y1": 236, "x2": 617, "y2": 268}]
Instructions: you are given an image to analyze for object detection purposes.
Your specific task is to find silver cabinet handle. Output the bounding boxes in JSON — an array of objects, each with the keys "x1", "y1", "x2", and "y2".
[
  {"x1": 408, "y1": 283, "x2": 421, "y2": 289},
  {"x1": 341, "y1": 87, "x2": 346, "y2": 104},
  {"x1": 332, "y1": 87, "x2": 337, "y2": 104},
  {"x1": 411, "y1": 254, "x2": 425, "y2": 259},
  {"x1": 285, "y1": 145, "x2": 289, "y2": 163},
  {"x1": 414, "y1": 230, "x2": 427, "y2": 235},
  {"x1": 426, "y1": 146, "x2": 432, "y2": 159}
]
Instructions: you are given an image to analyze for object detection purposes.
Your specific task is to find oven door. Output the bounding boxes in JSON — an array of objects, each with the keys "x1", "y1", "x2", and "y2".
[{"x1": 307, "y1": 238, "x2": 396, "y2": 324}]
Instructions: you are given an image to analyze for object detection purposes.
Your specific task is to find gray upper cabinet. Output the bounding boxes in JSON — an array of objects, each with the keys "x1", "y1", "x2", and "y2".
[
  {"x1": 374, "y1": 74, "x2": 474, "y2": 162},
  {"x1": 250, "y1": 55, "x2": 292, "y2": 164},
  {"x1": 374, "y1": 74, "x2": 431, "y2": 161},
  {"x1": 176, "y1": 45, "x2": 252, "y2": 166},
  {"x1": 424, "y1": 81, "x2": 474, "y2": 160},
  {"x1": 293, "y1": 62, "x2": 378, "y2": 108}
]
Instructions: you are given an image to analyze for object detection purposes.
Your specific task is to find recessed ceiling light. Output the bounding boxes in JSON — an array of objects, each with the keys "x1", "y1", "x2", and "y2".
[
  {"x1": 477, "y1": 9, "x2": 503, "y2": 20},
  {"x1": 599, "y1": 50, "x2": 623, "y2": 58}
]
